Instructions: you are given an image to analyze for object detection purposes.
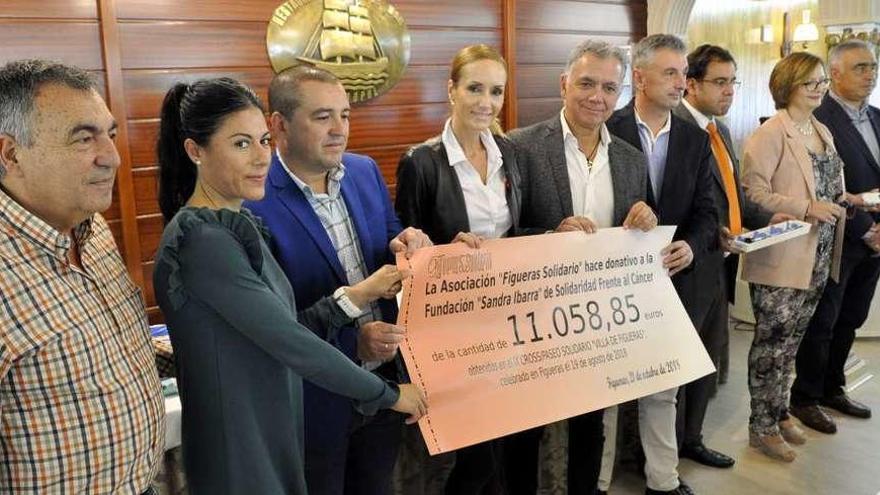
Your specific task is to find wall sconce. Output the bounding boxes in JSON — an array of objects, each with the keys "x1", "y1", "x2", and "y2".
[
  {"x1": 781, "y1": 9, "x2": 819, "y2": 57},
  {"x1": 792, "y1": 10, "x2": 820, "y2": 46},
  {"x1": 761, "y1": 24, "x2": 774, "y2": 43}
]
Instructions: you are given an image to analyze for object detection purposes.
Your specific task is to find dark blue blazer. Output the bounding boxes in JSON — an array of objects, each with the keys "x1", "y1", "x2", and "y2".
[
  {"x1": 814, "y1": 94, "x2": 880, "y2": 257},
  {"x1": 245, "y1": 152, "x2": 402, "y2": 447}
]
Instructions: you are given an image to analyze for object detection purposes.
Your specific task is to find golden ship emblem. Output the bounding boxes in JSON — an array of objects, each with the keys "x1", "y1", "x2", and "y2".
[{"x1": 267, "y1": 0, "x2": 410, "y2": 103}]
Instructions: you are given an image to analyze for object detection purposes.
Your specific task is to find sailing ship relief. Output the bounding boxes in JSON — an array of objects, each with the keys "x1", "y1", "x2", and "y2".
[{"x1": 267, "y1": 0, "x2": 410, "y2": 103}]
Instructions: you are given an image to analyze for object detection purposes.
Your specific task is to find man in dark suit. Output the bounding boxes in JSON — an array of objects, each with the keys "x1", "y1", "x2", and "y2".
[
  {"x1": 672, "y1": 44, "x2": 790, "y2": 469},
  {"x1": 606, "y1": 34, "x2": 718, "y2": 495},
  {"x1": 245, "y1": 65, "x2": 431, "y2": 495},
  {"x1": 506, "y1": 39, "x2": 656, "y2": 495},
  {"x1": 789, "y1": 39, "x2": 879, "y2": 433}
]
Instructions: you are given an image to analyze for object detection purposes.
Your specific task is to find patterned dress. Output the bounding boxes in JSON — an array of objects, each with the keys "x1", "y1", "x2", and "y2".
[{"x1": 747, "y1": 151, "x2": 843, "y2": 435}]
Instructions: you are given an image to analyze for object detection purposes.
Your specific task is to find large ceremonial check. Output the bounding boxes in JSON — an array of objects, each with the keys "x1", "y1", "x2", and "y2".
[{"x1": 397, "y1": 226, "x2": 715, "y2": 455}]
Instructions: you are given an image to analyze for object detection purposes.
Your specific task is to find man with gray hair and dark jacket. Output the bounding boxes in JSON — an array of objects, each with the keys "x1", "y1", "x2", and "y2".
[{"x1": 504, "y1": 38, "x2": 657, "y2": 495}]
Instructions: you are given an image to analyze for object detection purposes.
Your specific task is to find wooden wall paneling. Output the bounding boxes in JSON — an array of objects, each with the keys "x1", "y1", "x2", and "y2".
[
  {"x1": 516, "y1": 0, "x2": 646, "y2": 34},
  {"x1": 117, "y1": 0, "x2": 285, "y2": 21},
  {"x1": 137, "y1": 214, "x2": 164, "y2": 263},
  {"x1": 133, "y1": 167, "x2": 160, "y2": 216},
  {"x1": 0, "y1": 21, "x2": 104, "y2": 70},
  {"x1": 118, "y1": 22, "x2": 500, "y2": 69},
  {"x1": 517, "y1": 64, "x2": 566, "y2": 99},
  {"x1": 348, "y1": 102, "x2": 448, "y2": 149},
  {"x1": 393, "y1": 0, "x2": 500, "y2": 28},
  {"x1": 98, "y1": 0, "x2": 144, "y2": 286},
  {"x1": 123, "y1": 65, "x2": 451, "y2": 121},
  {"x1": 517, "y1": 97, "x2": 563, "y2": 127},
  {"x1": 501, "y1": 0, "x2": 517, "y2": 130},
  {"x1": 347, "y1": 143, "x2": 418, "y2": 187},
  {"x1": 517, "y1": 32, "x2": 633, "y2": 65},
  {"x1": 0, "y1": 0, "x2": 98, "y2": 19},
  {"x1": 124, "y1": 68, "x2": 274, "y2": 119},
  {"x1": 117, "y1": 0, "x2": 501, "y2": 28},
  {"x1": 119, "y1": 21, "x2": 271, "y2": 69}
]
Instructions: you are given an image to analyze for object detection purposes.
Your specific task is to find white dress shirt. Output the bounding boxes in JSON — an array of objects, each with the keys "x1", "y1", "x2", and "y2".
[
  {"x1": 681, "y1": 98, "x2": 735, "y2": 175},
  {"x1": 442, "y1": 119, "x2": 512, "y2": 239},
  {"x1": 560, "y1": 110, "x2": 615, "y2": 228}
]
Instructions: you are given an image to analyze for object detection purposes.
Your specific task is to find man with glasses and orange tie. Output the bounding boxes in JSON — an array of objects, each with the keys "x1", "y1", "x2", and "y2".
[{"x1": 671, "y1": 44, "x2": 792, "y2": 469}]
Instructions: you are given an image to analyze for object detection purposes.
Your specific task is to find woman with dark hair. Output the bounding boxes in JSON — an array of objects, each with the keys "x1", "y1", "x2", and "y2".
[
  {"x1": 740, "y1": 53, "x2": 859, "y2": 462},
  {"x1": 152, "y1": 77, "x2": 426, "y2": 494}
]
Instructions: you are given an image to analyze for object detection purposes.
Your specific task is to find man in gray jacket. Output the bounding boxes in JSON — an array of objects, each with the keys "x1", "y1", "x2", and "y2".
[{"x1": 504, "y1": 38, "x2": 655, "y2": 495}]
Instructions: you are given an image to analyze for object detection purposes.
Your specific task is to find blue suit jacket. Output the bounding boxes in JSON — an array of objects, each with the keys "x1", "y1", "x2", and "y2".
[{"x1": 244, "y1": 152, "x2": 402, "y2": 448}]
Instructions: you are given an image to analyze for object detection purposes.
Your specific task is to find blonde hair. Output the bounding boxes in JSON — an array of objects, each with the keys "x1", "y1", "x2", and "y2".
[
  {"x1": 769, "y1": 52, "x2": 825, "y2": 110},
  {"x1": 449, "y1": 44, "x2": 508, "y2": 135}
]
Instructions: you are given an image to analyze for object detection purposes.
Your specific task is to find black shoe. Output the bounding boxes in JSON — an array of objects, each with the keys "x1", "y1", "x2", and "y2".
[
  {"x1": 679, "y1": 441, "x2": 735, "y2": 468},
  {"x1": 645, "y1": 480, "x2": 695, "y2": 495},
  {"x1": 790, "y1": 404, "x2": 837, "y2": 434},
  {"x1": 821, "y1": 393, "x2": 872, "y2": 419}
]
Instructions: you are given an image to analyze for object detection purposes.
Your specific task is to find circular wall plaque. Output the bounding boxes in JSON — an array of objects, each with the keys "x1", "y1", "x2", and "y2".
[{"x1": 267, "y1": 0, "x2": 411, "y2": 103}]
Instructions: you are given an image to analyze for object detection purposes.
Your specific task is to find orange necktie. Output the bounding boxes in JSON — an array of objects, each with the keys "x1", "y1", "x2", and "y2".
[{"x1": 706, "y1": 122, "x2": 742, "y2": 234}]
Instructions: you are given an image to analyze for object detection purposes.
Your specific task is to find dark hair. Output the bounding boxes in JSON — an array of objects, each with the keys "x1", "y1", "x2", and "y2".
[
  {"x1": 268, "y1": 64, "x2": 339, "y2": 119},
  {"x1": 686, "y1": 44, "x2": 737, "y2": 81},
  {"x1": 157, "y1": 77, "x2": 264, "y2": 222}
]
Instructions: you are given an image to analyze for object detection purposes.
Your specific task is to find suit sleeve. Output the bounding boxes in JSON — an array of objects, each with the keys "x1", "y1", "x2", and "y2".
[
  {"x1": 683, "y1": 135, "x2": 720, "y2": 258},
  {"x1": 395, "y1": 152, "x2": 429, "y2": 231},
  {"x1": 179, "y1": 223, "x2": 399, "y2": 415},
  {"x1": 741, "y1": 127, "x2": 812, "y2": 219},
  {"x1": 368, "y1": 158, "x2": 402, "y2": 253},
  {"x1": 509, "y1": 134, "x2": 549, "y2": 236}
]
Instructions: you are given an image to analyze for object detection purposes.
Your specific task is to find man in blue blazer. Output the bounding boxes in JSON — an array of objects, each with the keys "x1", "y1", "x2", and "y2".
[
  {"x1": 246, "y1": 65, "x2": 431, "y2": 495},
  {"x1": 790, "y1": 40, "x2": 879, "y2": 432}
]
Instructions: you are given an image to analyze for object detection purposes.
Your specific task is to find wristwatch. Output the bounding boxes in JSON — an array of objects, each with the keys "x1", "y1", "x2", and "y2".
[{"x1": 333, "y1": 287, "x2": 365, "y2": 318}]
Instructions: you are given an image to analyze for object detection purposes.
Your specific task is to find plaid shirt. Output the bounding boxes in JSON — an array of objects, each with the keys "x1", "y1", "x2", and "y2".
[{"x1": 0, "y1": 189, "x2": 164, "y2": 493}]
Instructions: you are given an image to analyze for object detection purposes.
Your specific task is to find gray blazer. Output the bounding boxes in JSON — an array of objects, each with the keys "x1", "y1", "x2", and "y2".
[{"x1": 510, "y1": 115, "x2": 648, "y2": 232}]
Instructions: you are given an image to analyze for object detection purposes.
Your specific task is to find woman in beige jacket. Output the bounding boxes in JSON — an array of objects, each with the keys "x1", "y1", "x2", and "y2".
[{"x1": 740, "y1": 52, "x2": 856, "y2": 462}]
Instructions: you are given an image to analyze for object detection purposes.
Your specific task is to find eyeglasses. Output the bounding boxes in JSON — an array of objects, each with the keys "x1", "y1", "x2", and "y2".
[
  {"x1": 698, "y1": 78, "x2": 742, "y2": 89},
  {"x1": 800, "y1": 78, "x2": 831, "y2": 91}
]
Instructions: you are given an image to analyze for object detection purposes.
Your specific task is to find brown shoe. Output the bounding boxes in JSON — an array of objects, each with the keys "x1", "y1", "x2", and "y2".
[
  {"x1": 778, "y1": 419, "x2": 806, "y2": 445},
  {"x1": 790, "y1": 404, "x2": 837, "y2": 434},
  {"x1": 749, "y1": 431, "x2": 796, "y2": 462}
]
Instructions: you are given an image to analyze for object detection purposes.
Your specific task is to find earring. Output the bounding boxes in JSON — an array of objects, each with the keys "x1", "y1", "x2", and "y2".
[{"x1": 194, "y1": 159, "x2": 201, "y2": 165}]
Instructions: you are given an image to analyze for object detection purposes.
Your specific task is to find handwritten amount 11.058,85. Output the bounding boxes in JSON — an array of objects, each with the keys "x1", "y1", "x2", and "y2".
[{"x1": 507, "y1": 295, "x2": 640, "y2": 346}]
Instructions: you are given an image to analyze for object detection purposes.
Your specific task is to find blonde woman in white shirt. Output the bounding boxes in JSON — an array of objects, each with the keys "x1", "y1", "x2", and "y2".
[{"x1": 394, "y1": 44, "x2": 520, "y2": 495}]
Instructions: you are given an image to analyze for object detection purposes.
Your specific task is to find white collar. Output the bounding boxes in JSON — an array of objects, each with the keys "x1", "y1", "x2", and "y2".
[
  {"x1": 441, "y1": 118, "x2": 503, "y2": 168},
  {"x1": 559, "y1": 109, "x2": 611, "y2": 148},
  {"x1": 681, "y1": 98, "x2": 715, "y2": 131}
]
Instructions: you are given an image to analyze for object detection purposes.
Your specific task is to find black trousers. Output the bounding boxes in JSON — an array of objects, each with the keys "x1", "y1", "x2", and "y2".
[
  {"x1": 444, "y1": 439, "x2": 503, "y2": 495},
  {"x1": 791, "y1": 251, "x2": 880, "y2": 405},
  {"x1": 502, "y1": 409, "x2": 604, "y2": 495},
  {"x1": 306, "y1": 409, "x2": 403, "y2": 495},
  {"x1": 676, "y1": 274, "x2": 726, "y2": 447}
]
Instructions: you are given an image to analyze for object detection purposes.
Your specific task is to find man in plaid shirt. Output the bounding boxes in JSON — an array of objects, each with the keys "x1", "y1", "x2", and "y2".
[{"x1": 0, "y1": 60, "x2": 164, "y2": 493}]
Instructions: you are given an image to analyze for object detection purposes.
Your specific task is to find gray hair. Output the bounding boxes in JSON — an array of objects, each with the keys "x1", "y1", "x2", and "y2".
[
  {"x1": 829, "y1": 39, "x2": 877, "y2": 67},
  {"x1": 269, "y1": 64, "x2": 341, "y2": 118},
  {"x1": 565, "y1": 39, "x2": 629, "y2": 77},
  {"x1": 632, "y1": 34, "x2": 687, "y2": 68},
  {"x1": 0, "y1": 59, "x2": 96, "y2": 148}
]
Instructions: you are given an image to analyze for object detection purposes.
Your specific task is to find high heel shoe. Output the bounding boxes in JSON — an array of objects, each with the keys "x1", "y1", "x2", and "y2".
[{"x1": 749, "y1": 431, "x2": 796, "y2": 462}]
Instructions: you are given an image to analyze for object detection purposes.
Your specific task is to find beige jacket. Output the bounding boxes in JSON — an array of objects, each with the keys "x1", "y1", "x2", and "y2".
[{"x1": 740, "y1": 109, "x2": 845, "y2": 289}]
